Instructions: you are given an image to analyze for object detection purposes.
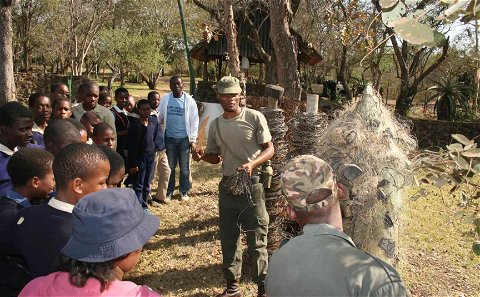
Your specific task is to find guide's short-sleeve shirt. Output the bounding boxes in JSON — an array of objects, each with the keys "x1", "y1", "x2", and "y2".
[{"x1": 205, "y1": 108, "x2": 272, "y2": 176}]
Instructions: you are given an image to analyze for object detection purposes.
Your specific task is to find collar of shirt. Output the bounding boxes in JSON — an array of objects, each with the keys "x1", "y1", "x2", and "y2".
[
  {"x1": 302, "y1": 223, "x2": 356, "y2": 248},
  {"x1": 126, "y1": 111, "x2": 139, "y2": 118},
  {"x1": 113, "y1": 105, "x2": 125, "y2": 114},
  {"x1": 32, "y1": 122, "x2": 45, "y2": 135},
  {"x1": 48, "y1": 197, "x2": 75, "y2": 213},
  {"x1": 150, "y1": 109, "x2": 159, "y2": 117},
  {"x1": 5, "y1": 190, "x2": 32, "y2": 208},
  {"x1": 0, "y1": 143, "x2": 17, "y2": 156},
  {"x1": 172, "y1": 92, "x2": 185, "y2": 100}
]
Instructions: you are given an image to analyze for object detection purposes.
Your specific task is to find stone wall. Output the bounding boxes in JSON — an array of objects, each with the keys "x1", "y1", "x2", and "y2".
[
  {"x1": 14, "y1": 73, "x2": 90, "y2": 105},
  {"x1": 411, "y1": 118, "x2": 480, "y2": 148}
]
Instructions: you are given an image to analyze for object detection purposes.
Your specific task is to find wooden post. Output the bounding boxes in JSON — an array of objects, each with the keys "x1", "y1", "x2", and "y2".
[
  {"x1": 218, "y1": 58, "x2": 223, "y2": 81},
  {"x1": 266, "y1": 84, "x2": 284, "y2": 109},
  {"x1": 306, "y1": 94, "x2": 319, "y2": 114},
  {"x1": 203, "y1": 60, "x2": 208, "y2": 82}
]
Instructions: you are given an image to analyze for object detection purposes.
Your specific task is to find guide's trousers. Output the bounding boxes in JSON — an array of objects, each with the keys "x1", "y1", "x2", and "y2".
[{"x1": 218, "y1": 177, "x2": 269, "y2": 286}]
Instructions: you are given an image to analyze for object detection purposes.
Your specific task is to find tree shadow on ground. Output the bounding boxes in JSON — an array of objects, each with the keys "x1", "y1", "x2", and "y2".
[
  {"x1": 145, "y1": 216, "x2": 219, "y2": 251},
  {"x1": 144, "y1": 230, "x2": 218, "y2": 250},
  {"x1": 152, "y1": 216, "x2": 218, "y2": 237},
  {"x1": 127, "y1": 264, "x2": 223, "y2": 296}
]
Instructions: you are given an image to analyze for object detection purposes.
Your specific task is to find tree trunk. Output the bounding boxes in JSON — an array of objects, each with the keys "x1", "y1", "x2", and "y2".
[
  {"x1": 268, "y1": 0, "x2": 301, "y2": 100},
  {"x1": 223, "y1": 0, "x2": 241, "y2": 77},
  {"x1": 0, "y1": 1, "x2": 16, "y2": 104},
  {"x1": 265, "y1": 57, "x2": 278, "y2": 85},
  {"x1": 140, "y1": 72, "x2": 161, "y2": 90},
  {"x1": 23, "y1": 43, "x2": 30, "y2": 72},
  {"x1": 395, "y1": 80, "x2": 410, "y2": 116},
  {"x1": 338, "y1": 45, "x2": 353, "y2": 101}
]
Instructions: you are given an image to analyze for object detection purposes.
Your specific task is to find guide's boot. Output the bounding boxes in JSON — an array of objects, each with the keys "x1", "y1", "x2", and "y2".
[{"x1": 216, "y1": 281, "x2": 241, "y2": 297}]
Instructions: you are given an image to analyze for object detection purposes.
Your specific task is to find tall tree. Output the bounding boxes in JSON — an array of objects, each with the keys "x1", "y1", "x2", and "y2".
[
  {"x1": 0, "y1": 0, "x2": 16, "y2": 104},
  {"x1": 373, "y1": 0, "x2": 449, "y2": 116},
  {"x1": 269, "y1": 0, "x2": 301, "y2": 100},
  {"x1": 13, "y1": 0, "x2": 49, "y2": 72},
  {"x1": 67, "y1": 0, "x2": 112, "y2": 76},
  {"x1": 223, "y1": 0, "x2": 240, "y2": 77}
]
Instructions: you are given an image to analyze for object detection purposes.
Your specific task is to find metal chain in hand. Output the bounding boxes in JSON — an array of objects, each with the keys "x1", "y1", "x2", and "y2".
[
  {"x1": 223, "y1": 169, "x2": 255, "y2": 207},
  {"x1": 224, "y1": 169, "x2": 258, "y2": 233}
]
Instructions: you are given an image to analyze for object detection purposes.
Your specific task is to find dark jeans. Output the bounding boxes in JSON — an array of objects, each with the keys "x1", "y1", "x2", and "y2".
[
  {"x1": 165, "y1": 136, "x2": 190, "y2": 194},
  {"x1": 133, "y1": 153, "x2": 155, "y2": 208}
]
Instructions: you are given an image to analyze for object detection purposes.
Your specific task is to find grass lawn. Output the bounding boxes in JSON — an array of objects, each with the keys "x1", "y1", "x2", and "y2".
[{"x1": 399, "y1": 183, "x2": 480, "y2": 296}]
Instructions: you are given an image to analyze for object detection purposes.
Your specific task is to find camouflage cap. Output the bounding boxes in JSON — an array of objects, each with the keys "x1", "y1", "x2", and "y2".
[
  {"x1": 281, "y1": 155, "x2": 337, "y2": 212},
  {"x1": 215, "y1": 76, "x2": 242, "y2": 94}
]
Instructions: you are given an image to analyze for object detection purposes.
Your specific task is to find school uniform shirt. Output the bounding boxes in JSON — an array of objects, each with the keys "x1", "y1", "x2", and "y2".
[
  {"x1": 126, "y1": 116, "x2": 163, "y2": 169},
  {"x1": 111, "y1": 105, "x2": 129, "y2": 158},
  {"x1": 0, "y1": 191, "x2": 33, "y2": 297},
  {"x1": 0, "y1": 144, "x2": 17, "y2": 197},
  {"x1": 20, "y1": 271, "x2": 161, "y2": 297},
  {"x1": 31, "y1": 122, "x2": 45, "y2": 147},
  {"x1": 12, "y1": 198, "x2": 74, "y2": 278}
]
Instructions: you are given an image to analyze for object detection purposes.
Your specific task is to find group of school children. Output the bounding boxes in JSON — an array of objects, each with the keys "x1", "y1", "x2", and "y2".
[{"x1": 0, "y1": 82, "x2": 171, "y2": 296}]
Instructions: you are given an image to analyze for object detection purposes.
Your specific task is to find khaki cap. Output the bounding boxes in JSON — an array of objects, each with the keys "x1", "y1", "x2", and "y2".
[{"x1": 215, "y1": 76, "x2": 242, "y2": 94}]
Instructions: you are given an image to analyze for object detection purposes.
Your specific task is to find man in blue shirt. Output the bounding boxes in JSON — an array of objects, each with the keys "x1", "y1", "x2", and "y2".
[{"x1": 157, "y1": 76, "x2": 199, "y2": 201}]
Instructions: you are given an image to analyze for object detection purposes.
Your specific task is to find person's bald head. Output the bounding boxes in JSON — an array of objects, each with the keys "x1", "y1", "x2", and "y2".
[{"x1": 44, "y1": 120, "x2": 82, "y2": 156}]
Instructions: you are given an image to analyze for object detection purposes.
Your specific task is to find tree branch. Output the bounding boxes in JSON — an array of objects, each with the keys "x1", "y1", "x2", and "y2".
[{"x1": 192, "y1": 0, "x2": 221, "y2": 23}]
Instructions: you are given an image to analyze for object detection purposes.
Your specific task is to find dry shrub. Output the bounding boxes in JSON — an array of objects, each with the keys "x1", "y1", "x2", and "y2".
[{"x1": 315, "y1": 86, "x2": 417, "y2": 263}]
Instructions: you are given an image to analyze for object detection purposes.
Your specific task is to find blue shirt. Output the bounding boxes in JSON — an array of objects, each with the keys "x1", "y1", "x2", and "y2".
[
  {"x1": 165, "y1": 94, "x2": 187, "y2": 138},
  {"x1": 4, "y1": 190, "x2": 32, "y2": 208},
  {"x1": 0, "y1": 150, "x2": 13, "y2": 198}
]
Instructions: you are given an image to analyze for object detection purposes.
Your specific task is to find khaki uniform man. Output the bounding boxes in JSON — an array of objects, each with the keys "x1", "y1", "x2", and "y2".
[
  {"x1": 265, "y1": 155, "x2": 409, "y2": 297},
  {"x1": 192, "y1": 76, "x2": 274, "y2": 297}
]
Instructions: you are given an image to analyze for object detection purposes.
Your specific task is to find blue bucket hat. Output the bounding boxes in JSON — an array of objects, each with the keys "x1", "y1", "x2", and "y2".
[{"x1": 61, "y1": 188, "x2": 160, "y2": 263}]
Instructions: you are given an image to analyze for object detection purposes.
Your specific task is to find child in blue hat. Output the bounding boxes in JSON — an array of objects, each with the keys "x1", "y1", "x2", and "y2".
[{"x1": 19, "y1": 188, "x2": 161, "y2": 297}]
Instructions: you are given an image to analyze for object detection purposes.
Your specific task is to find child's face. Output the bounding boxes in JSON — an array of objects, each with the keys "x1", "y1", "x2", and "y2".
[
  {"x1": 107, "y1": 167, "x2": 125, "y2": 188},
  {"x1": 32, "y1": 96, "x2": 52, "y2": 123},
  {"x1": 35, "y1": 169, "x2": 55, "y2": 199},
  {"x1": 1, "y1": 117, "x2": 34, "y2": 148},
  {"x1": 115, "y1": 92, "x2": 129, "y2": 109},
  {"x1": 137, "y1": 104, "x2": 151, "y2": 119},
  {"x1": 52, "y1": 84, "x2": 69, "y2": 99},
  {"x1": 100, "y1": 96, "x2": 112, "y2": 109},
  {"x1": 53, "y1": 100, "x2": 72, "y2": 120},
  {"x1": 80, "y1": 159, "x2": 110, "y2": 196},
  {"x1": 117, "y1": 248, "x2": 142, "y2": 274},
  {"x1": 81, "y1": 118, "x2": 101, "y2": 137},
  {"x1": 149, "y1": 94, "x2": 160, "y2": 110},
  {"x1": 93, "y1": 129, "x2": 115, "y2": 149},
  {"x1": 126, "y1": 96, "x2": 136, "y2": 113}
]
